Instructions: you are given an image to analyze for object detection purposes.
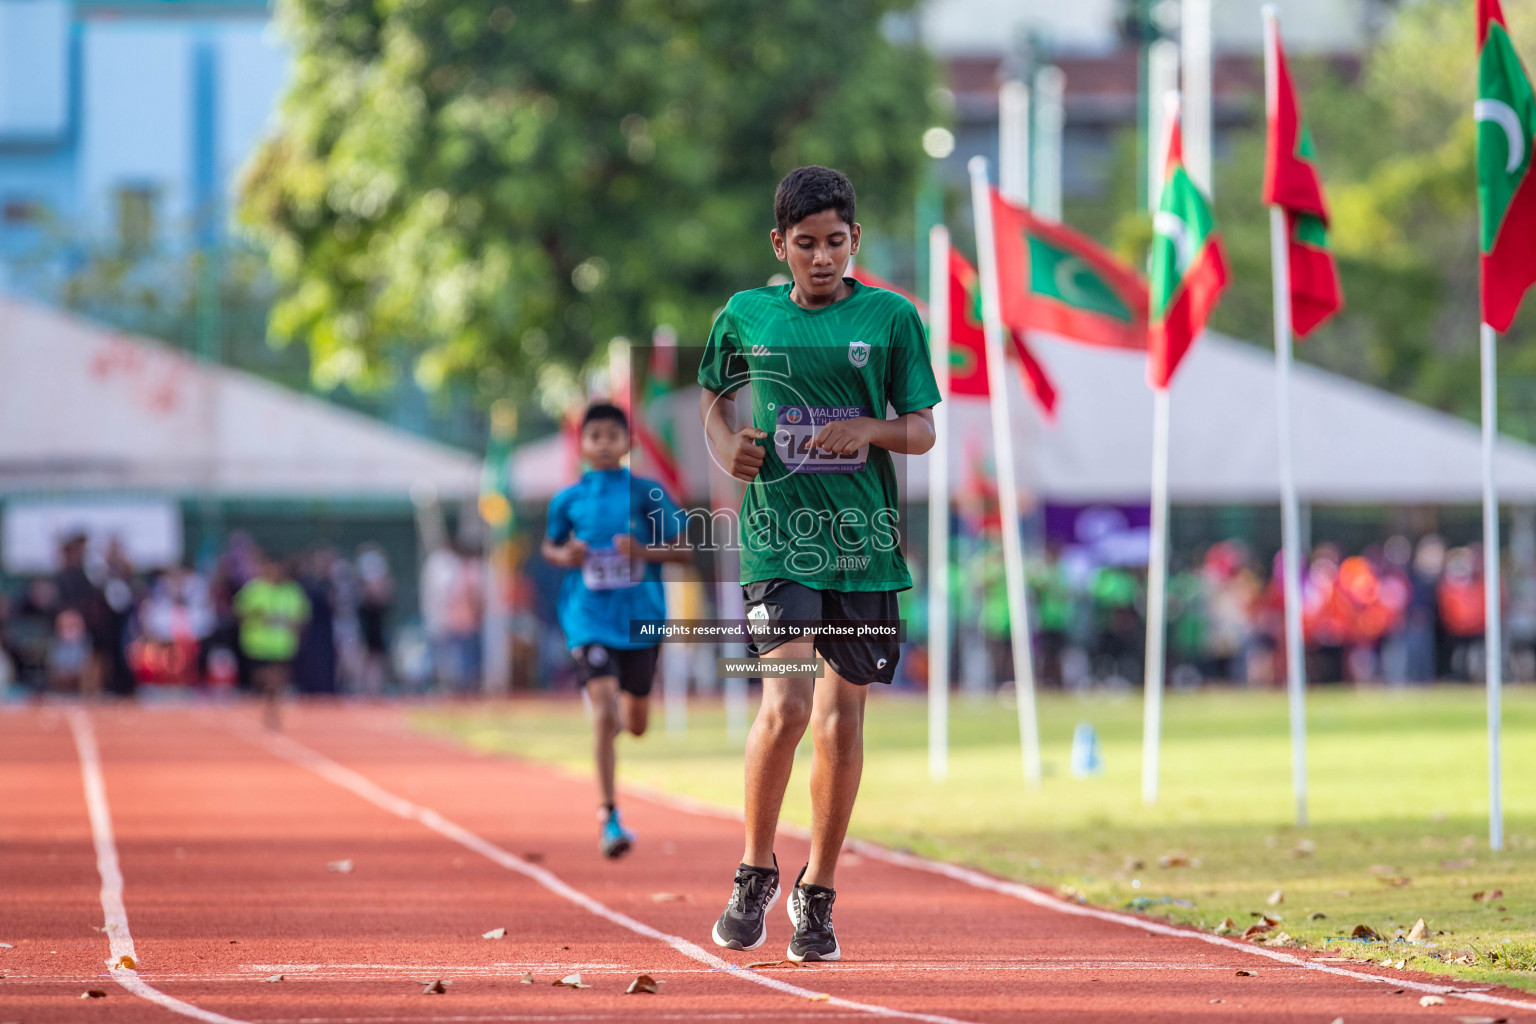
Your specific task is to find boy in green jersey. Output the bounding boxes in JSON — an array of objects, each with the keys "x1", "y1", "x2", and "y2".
[{"x1": 698, "y1": 166, "x2": 940, "y2": 961}]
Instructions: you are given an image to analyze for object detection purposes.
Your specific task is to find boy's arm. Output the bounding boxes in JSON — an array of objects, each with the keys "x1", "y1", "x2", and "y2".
[
  {"x1": 699, "y1": 388, "x2": 768, "y2": 481},
  {"x1": 811, "y1": 408, "x2": 936, "y2": 457},
  {"x1": 541, "y1": 535, "x2": 587, "y2": 568},
  {"x1": 614, "y1": 534, "x2": 694, "y2": 564}
]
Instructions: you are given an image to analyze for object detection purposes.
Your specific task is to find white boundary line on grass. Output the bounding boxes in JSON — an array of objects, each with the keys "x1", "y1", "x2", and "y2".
[
  {"x1": 620, "y1": 782, "x2": 1536, "y2": 1015},
  {"x1": 238, "y1": 725, "x2": 979, "y2": 1024},
  {"x1": 67, "y1": 709, "x2": 257, "y2": 1024}
]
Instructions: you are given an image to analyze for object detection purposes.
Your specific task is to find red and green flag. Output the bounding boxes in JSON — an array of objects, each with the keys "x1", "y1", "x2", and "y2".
[
  {"x1": 1263, "y1": 19, "x2": 1343, "y2": 337},
  {"x1": 852, "y1": 262, "x2": 1058, "y2": 417},
  {"x1": 1149, "y1": 98, "x2": 1229, "y2": 389},
  {"x1": 989, "y1": 190, "x2": 1149, "y2": 351},
  {"x1": 1478, "y1": 0, "x2": 1536, "y2": 332},
  {"x1": 633, "y1": 325, "x2": 685, "y2": 501}
]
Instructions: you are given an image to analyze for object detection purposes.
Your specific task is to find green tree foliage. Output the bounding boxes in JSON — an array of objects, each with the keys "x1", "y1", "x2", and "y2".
[{"x1": 240, "y1": 0, "x2": 940, "y2": 402}]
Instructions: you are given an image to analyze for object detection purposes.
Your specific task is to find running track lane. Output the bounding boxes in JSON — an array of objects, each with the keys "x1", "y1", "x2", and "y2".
[{"x1": 0, "y1": 704, "x2": 1530, "y2": 1023}]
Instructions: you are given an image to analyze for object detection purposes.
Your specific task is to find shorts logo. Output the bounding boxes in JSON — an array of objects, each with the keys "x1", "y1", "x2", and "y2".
[
  {"x1": 747, "y1": 603, "x2": 770, "y2": 633},
  {"x1": 848, "y1": 340, "x2": 870, "y2": 368},
  {"x1": 876, "y1": 657, "x2": 888, "y2": 670},
  {"x1": 586, "y1": 646, "x2": 609, "y2": 667}
]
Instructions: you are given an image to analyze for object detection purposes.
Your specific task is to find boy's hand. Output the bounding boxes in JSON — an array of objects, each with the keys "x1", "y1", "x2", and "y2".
[
  {"x1": 613, "y1": 534, "x2": 640, "y2": 560},
  {"x1": 554, "y1": 538, "x2": 588, "y2": 567},
  {"x1": 811, "y1": 416, "x2": 875, "y2": 456},
  {"x1": 717, "y1": 427, "x2": 768, "y2": 481}
]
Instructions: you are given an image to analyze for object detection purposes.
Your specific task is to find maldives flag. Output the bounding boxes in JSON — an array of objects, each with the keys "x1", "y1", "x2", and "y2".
[
  {"x1": 1149, "y1": 97, "x2": 1229, "y2": 389},
  {"x1": 1478, "y1": 0, "x2": 1536, "y2": 332},
  {"x1": 633, "y1": 327, "x2": 685, "y2": 501},
  {"x1": 852, "y1": 262, "x2": 1057, "y2": 417},
  {"x1": 1263, "y1": 19, "x2": 1343, "y2": 336},
  {"x1": 989, "y1": 190, "x2": 1149, "y2": 351}
]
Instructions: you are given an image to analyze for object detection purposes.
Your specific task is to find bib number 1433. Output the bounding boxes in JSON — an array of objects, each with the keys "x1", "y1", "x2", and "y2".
[{"x1": 774, "y1": 405, "x2": 869, "y2": 474}]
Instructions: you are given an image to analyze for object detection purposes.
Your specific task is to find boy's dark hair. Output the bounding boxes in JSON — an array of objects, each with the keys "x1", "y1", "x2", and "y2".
[
  {"x1": 581, "y1": 401, "x2": 628, "y2": 433},
  {"x1": 774, "y1": 166, "x2": 856, "y2": 235}
]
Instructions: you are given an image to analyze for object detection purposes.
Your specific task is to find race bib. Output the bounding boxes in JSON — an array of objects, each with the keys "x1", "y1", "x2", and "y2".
[
  {"x1": 774, "y1": 405, "x2": 869, "y2": 474},
  {"x1": 582, "y1": 547, "x2": 637, "y2": 590}
]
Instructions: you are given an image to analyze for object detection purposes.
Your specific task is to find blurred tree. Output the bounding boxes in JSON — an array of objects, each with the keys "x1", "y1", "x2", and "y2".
[
  {"x1": 240, "y1": 0, "x2": 940, "y2": 405},
  {"x1": 1095, "y1": 0, "x2": 1536, "y2": 438}
]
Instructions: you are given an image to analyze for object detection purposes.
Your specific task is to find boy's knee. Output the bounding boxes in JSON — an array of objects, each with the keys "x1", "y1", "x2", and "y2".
[
  {"x1": 760, "y1": 693, "x2": 812, "y2": 735},
  {"x1": 812, "y1": 707, "x2": 862, "y2": 751}
]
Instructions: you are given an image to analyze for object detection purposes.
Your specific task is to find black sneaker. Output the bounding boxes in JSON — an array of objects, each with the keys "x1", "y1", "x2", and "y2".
[
  {"x1": 786, "y1": 865, "x2": 840, "y2": 962},
  {"x1": 711, "y1": 858, "x2": 780, "y2": 951}
]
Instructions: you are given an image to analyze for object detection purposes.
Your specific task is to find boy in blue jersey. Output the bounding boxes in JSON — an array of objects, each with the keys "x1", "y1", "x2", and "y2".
[{"x1": 542, "y1": 402, "x2": 688, "y2": 858}]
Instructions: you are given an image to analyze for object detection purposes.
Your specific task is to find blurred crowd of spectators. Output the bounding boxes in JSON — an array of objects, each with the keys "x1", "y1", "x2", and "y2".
[
  {"x1": 0, "y1": 531, "x2": 487, "y2": 699},
  {"x1": 995, "y1": 534, "x2": 1530, "y2": 688}
]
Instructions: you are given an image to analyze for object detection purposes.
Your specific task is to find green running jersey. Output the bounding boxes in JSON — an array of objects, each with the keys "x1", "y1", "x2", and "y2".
[{"x1": 697, "y1": 278, "x2": 941, "y2": 592}]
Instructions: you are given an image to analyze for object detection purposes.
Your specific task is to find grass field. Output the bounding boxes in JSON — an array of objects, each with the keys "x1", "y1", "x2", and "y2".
[{"x1": 420, "y1": 685, "x2": 1536, "y2": 992}]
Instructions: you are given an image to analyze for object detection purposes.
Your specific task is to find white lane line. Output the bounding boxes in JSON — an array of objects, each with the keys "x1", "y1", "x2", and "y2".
[
  {"x1": 619, "y1": 780, "x2": 1536, "y2": 1015},
  {"x1": 67, "y1": 708, "x2": 257, "y2": 1024},
  {"x1": 239, "y1": 726, "x2": 978, "y2": 1024}
]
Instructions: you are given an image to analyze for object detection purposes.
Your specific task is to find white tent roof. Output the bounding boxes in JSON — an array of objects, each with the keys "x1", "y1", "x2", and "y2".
[
  {"x1": 0, "y1": 299, "x2": 481, "y2": 498},
  {"x1": 513, "y1": 331, "x2": 1536, "y2": 505}
]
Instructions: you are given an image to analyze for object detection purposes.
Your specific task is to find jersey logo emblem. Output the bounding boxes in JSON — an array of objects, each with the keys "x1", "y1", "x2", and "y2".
[
  {"x1": 751, "y1": 344, "x2": 770, "y2": 357},
  {"x1": 784, "y1": 407, "x2": 803, "y2": 424},
  {"x1": 848, "y1": 340, "x2": 870, "y2": 368}
]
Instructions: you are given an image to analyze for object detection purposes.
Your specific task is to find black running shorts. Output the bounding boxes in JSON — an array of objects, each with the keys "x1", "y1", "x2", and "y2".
[
  {"x1": 741, "y1": 578, "x2": 900, "y2": 686},
  {"x1": 572, "y1": 644, "x2": 659, "y2": 698}
]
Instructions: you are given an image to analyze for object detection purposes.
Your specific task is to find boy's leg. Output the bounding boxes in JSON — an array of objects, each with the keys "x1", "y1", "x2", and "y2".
[
  {"x1": 621, "y1": 693, "x2": 649, "y2": 737},
  {"x1": 585, "y1": 675, "x2": 622, "y2": 808},
  {"x1": 800, "y1": 665, "x2": 868, "y2": 889},
  {"x1": 741, "y1": 639, "x2": 816, "y2": 868}
]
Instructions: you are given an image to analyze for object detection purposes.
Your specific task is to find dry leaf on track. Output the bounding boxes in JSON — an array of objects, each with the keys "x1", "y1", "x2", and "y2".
[
  {"x1": 1158, "y1": 852, "x2": 1192, "y2": 868},
  {"x1": 1453, "y1": 1016, "x2": 1510, "y2": 1023},
  {"x1": 1235, "y1": 969, "x2": 1256, "y2": 977},
  {"x1": 1309, "y1": 911, "x2": 1328, "y2": 920},
  {"x1": 1406, "y1": 919, "x2": 1429, "y2": 942},
  {"x1": 649, "y1": 893, "x2": 691, "y2": 902},
  {"x1": 115, "y1": 955, "x2": 135, "y2": 970},
  {"x1": 747, "y1": 960, "x2": 798, "y2": 969},
  {"x1": 0, "y1": 943, "x2": 13, "y2": 948},
  {"x1": 482, "y1": 928, "x2": 506, "y2": 939},
  {"x1": 1472, "y1": 889, "x2": 1504, "y2": 902},
  {"x1": 1214, "y1": 918, "x2": 1238, "y2": 935},
  {"x1": 1263, "y1": 931, "x2": 1294, "y2": 947},
  {"x1": 326, "y1": 859, "x2": 354, "y2": 874},
  {"x1": 553, "y1": 973, "x2": 590, "y2": 989},
  {"x1": 1420, "y1": 996, "x2": 1447, "y2": 1007},
  {"x1": 1266, "y1": 889, "x2": 1284, "y2": 906},
  {"x1": 81, "y1": 989, "x2": 108, "y2": 998},
  {"x1": 809, "y1": 993, "x2": 831, "y2": 1002},
  {"x1": 1350, "y1": 924, "x2": 1381, "y2": 940},
  {"x1": 261, "y1": 974, "x2": 284, "y2": 983},
  {"x1": 626, "y1": 974, "x2": 660, "y2": 995},
  {"x1": 519, "y1": 972, "x2": 535, "y2": 984},
  {"x1": 422, "y1": 979, "x2": 450, "y2": 994}
]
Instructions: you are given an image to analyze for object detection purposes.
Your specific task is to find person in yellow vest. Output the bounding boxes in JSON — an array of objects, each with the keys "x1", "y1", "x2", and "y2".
[{"x1": 235, "y1": 553, "x2": 311, "y2": 729}]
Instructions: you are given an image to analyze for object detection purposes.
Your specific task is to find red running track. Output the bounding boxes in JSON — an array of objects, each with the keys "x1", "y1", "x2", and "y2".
[{"x1": 2, "y1": 701, "x2": 1533, "y2": 1024}]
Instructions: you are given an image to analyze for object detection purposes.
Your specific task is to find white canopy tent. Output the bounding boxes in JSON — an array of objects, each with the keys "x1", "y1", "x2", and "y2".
[
  {"x1": 512, "y1": 332, "x2": 1536, "y2": 505},
  {"x1": 0, "y1": 299, "x2": 481, "y2": 499}
]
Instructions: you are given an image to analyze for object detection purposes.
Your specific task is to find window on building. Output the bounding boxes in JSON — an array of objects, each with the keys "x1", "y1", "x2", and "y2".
[{"x1": 116, "y1": 185, "x2": 157, "y2": 251}]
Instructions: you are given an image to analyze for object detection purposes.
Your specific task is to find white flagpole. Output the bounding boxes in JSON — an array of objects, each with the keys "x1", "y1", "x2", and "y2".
[
  {"x1": 999, "y1": 79, "x2": 1031, "y2": 206},
  {"x1": 1482, "y1": 320, "x2": 1504, "y2": 851},
  {"x1": 968, "y1": 156, "x2": 1042, "y2": 788},
  {"x1": 1141, "y1": 386, "x2": 1171, "y2": 806},
  {"x1": 928, "y1": 225, "x2": 953, "y2": 782},
  {"x1": 1181, "y1": 0, "x2": 1214, "y2": 196},
  {"x1": 1264, "y1": 5, "x2": 1310, "y2": 829},
  {"x1": 1147, "y1": 39, "x2": 1180, "y2": 212},
  {"x1": 1033, "y1": 66, "x2": 1066, "y2": 221}
]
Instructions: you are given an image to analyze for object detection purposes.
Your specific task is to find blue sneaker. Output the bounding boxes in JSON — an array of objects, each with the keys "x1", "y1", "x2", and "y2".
[{"x1": 599, "y1": 807, "x2": 634, "y2": 859}]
